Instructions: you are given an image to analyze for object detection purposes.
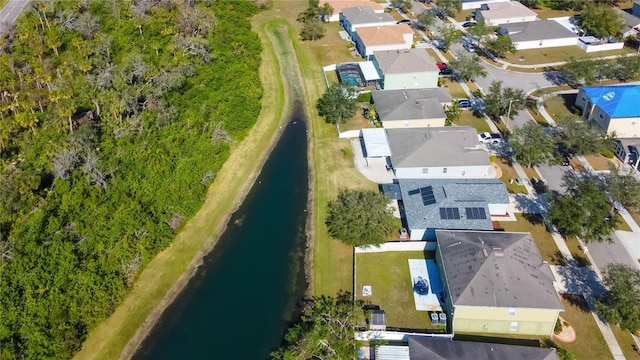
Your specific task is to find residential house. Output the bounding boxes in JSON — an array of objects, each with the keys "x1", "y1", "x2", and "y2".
[
  {"x1": 614, "y1": 7, "x2": 640, "y2": 39},
  {"x1": 476, "y1": 1, "x2": 538, "y2": 26},
  {"x1": 354, "y1": 24, "x2": 414, "y2": 59},
  {"x1": 404, "y1": 337, "x2": 560, "y2": 359},
  {"x1": 372, "y1": 49, "x2": 440, "y2": 90},
  {"x1": 499, "y1": 20, "x2": 578, "y2": 50},
  {"x1": 371, "y1": 88, "x2": 452, "y2": 128},
  {"x1": 386, "y1": 127, "x2": 493, "y2": 178},
  {"x1": 321, "y1": 0, "x2": 385, "y2": 22},
  {"x1": 461, "y1": 0, "x2": 509, "y2": 10},
  {"x1": 436, "y1": 230, "x2": 564, "y2": 336},
  {"x1": 340, "y1": 6, "x2": 396, "y2": 39},
  {"x1": 398, "y1": 179, "x2": 509, "y2": 240},
  {"x1": 575, "y1": 85, "x2": 640, "y2": 137},
  {"x1": 615, "y1": 138, "x2": 640, "y2": 171}
]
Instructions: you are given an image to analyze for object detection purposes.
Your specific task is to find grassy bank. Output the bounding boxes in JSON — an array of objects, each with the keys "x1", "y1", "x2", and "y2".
[{"x1": 74, "y1": 7, "x2": 290, "y2": 360}]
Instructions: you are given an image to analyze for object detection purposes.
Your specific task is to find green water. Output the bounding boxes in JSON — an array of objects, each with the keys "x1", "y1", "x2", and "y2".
[{"x1": 133, "y1": 105, "x2": 309, "y2": 359}]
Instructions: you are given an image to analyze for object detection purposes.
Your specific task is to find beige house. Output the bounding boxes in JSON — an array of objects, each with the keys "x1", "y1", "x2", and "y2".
[
  {"x1": 436, "y1": 230, "x2": 564, "y2": 336},
  {"x1": 575, "y1": 85, "x2": 640, "y2": 138},
  {"x1": 477, "y1": 1, "x2": 538, "y2": 26},
  {"x1": 354, "y1": 24, "x2": 414, "y2": 59},
  {"x1": 321, "y1": 0, "x2": 385, "y2": 22},
  {"x1": 372, "y1": 49, "x2": 440, "y2": 90}
]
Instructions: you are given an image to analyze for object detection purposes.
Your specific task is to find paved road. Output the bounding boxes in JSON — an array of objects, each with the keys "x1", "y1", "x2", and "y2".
[
  {"x1": 536, "y1": 164, "x2": 570, "y2": 195},
  {"x1": 587, "y1": 232, "x2": 639, "y2": 271},
  {"x1": 0, "y1": 0, "x2": 29, "y2": 35}
]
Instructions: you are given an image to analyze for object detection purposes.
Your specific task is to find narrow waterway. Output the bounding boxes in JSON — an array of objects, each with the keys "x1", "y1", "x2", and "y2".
[{"x1": 133, "y1": 104, "x2": 309, "y2": 359}]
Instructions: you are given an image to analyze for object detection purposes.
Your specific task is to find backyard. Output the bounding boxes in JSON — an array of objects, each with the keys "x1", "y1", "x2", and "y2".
[{"x1": 355, "y1": 250, "x2": 446, "y2": 331}]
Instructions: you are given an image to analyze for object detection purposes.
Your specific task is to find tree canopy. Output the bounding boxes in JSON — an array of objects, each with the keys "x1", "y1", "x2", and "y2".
[
  {"x1": 581, "y1": 4, "x2": 625, "y2": 38},
  {"x1": 596, "y1": 264, "x2": 640, "y2": 332},
  {"x1": 300, "y1": 18, "x2": 326, "y2": 40},
  {"x1": 437, "y1": 0, "x2": 462, "y2": 17},
  {"x1": 439, "y1": 24, "x2": 463, "y2": 51},
  {"x1": 449, "y1": 51, "x2": 487, "y2": 81},
  {"x1": 557, "y1": 116, "x2": 615, "y2": 156},
  {"x1": 482, "y1": 80, "x2": 526, "y2": 121},
  {"x1": 316, "y1": 83, "x2": 358, "y2": 126},
  {"x1": 548, "y1": 174, "x2": 617, "y2": 243},
  {"x1": 485, "y1": 35, "x2": 516, "y2": 58},
  {"x1": 467, "y1": 19, "x2": 493, "y2": 46},
  {"x1": 271, "y1": 292, "x2": 363, "y2": 360},
  {"x1": 417, "y1": 9, "x2": 436, "y2": 29},
  {"x1": 510, "y1": 122, "x2": 556, "y2": 167},
  {"x1": 606, "y1": 166, "x2": 640, "y2": 213},
  {"x1": 325, "y1": 189, "x2": 396, "y2": 247},
  {"x1": 0, "y1": 0, "x2": 262, "y2": 358}
]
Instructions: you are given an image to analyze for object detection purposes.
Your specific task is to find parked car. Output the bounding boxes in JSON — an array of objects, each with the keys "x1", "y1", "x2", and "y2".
[
  {"x1": 463, "y1": 42, "x2": 476, "y2": 52},
  {"x1": 436, "y1": 62, "x2": 448, "y2": 70},
  {"x1": 478, "y1": 132, "x2": 503, "y2": 144},
  {"x1": 412, "y1": 21, "x2": 427, "y2": 30},
  {"x1": 397, "y1": 19, "x2": 411, "y2": 25},
  {"x1": 458, "y1": 99, "x2": 472, "y2": 108},
  {"x1": 439, "y1": 68, "x2": 453, "y2": 76},
  {"x1": 462, "y1": 21, "x2": 476, "y2": 28}
]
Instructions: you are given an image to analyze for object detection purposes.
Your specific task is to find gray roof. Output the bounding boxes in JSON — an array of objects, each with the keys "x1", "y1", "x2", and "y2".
[
  {"x1": 373, "y1": 49, "x2": 439, "y2": 74},
  {"x1": 372, "y1": 89, "x2": 453, "y2": 120},
  {"x1": 501, "y1": 20, "x2": 578, "y2": 42},
  {"x1": 398, "y1": 179, "x2": 509, "y2": 232},
  {"x1": 385, "y1": 127, "x2": 488, "y2": 168},
  {"x1": 436, "y1": 230, "x2": 564, "y2": 310},
  {"x1": 342, "y1": 6, "x2": 395, "y2": 25},
  {"x1": 408, "y1": 337, "x2": 560, "y2": 360},
  {"x1": 614, "y1": 8, "x2": 640, "y2": 31}
]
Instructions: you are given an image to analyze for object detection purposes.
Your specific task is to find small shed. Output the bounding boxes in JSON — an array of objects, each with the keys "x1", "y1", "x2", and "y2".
[{"x1": 370, "y1": 309, "x2": 386, "y2": 331}]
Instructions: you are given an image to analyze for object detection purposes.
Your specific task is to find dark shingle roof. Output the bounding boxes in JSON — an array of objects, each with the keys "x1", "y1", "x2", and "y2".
[
  {"x1": 398, "y1": 179, "x2": 509, "y2": 231},
  {"x1": 342, "y1": 6, "x2": 395, "y2": 25},
  {"x1": 436, "y1": 230, "x2": 564, "y2": 310},
  {"x1": 501, "y1": 20, "x2": 577, "y2": 42},
  {"x1": 408, "y1": 337, "x2": 560, "y2": 360},
  {"x1": 385, "y1": 127, "x2": 488, "y2": 168}
]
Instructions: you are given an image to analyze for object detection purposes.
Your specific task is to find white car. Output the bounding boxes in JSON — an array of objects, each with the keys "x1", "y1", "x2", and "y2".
[{"x1": 478, "y1": 132, "x2": 503, "y2": 144}]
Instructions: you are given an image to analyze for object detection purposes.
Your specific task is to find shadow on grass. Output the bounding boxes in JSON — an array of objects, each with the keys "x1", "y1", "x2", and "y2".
[
  {"x1": 523, "y1": 213, "x2": 545, "y2": 225},
  {"x1": 552, "y1": 250, "x2": 568, "y2": 266},
  {"x1": 562, "y1": 293, "x2": 591, "y2": 313}
]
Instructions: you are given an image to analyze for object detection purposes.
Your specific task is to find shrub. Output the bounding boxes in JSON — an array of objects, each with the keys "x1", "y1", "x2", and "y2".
[
  {"x1": 341, "y1": 147, "x2": 353, "y2": 158},
  {"x1": 357, "y1": 92, "x2": 372, "y2": 103},
  {"x1": 601, "y1": 150, "x2": 614, "y2": 158},
  {"x1": 554, "y1": 318, "x2": 563, "y2": 334}
]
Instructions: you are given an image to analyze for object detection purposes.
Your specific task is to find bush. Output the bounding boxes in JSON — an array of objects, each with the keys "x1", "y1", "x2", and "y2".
[
  {"x1": 357, "y1": 92, "x2": 372, "y2": 103},
  {"x1": 601, "y1": 150, "x2": 614, "y2": 158},
  {"x1": 341, "y1": 147, "x2": 353, "y2": 158},
  {"x1": 554, "y1": 318, "x2": 563, "y2": 334}
]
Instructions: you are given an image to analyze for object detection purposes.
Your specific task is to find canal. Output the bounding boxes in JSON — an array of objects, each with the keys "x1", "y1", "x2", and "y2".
[{"x1": 133, "y1": 104, "x2": 309, "y2": 359}]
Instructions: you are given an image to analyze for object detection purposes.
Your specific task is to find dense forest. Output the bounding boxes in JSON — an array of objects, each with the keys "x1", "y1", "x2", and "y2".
[{"x1": 0, "y1": 0, "x2": 262, "y2": 358}]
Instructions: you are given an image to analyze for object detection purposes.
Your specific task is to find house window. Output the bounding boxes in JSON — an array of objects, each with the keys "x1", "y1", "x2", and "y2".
[
  {"x1": 422, "y1": 168, "x2": 429, "y2": 174},
  {"x1": 510, "y1": 322, "x2": 519, "y2": 331},
  {"x1": 581, "y1": 96, "x2": 585, "y2": 102},
  {"x1": 442, "y1": 168, "x2": 448, "y2": 174},
  {"x1": 508, "y1": 308, "x2": 516, "y2": 317},
  {"x1": 599, "y1": 113, "x2": 604, "y2": 120}
]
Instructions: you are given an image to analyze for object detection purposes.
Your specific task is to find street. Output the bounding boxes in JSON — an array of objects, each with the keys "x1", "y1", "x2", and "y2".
[{"x1": 0, "y1": 0, "x2": 29, "y2": 35}]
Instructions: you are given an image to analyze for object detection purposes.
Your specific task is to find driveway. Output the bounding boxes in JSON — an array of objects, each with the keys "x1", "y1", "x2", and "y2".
[
  {"x1": 586, "y1": 232, "x2": 639, "y2": 271},
  {"x1": 536, "y1": 164, "x2": 570, "y2": 195}
]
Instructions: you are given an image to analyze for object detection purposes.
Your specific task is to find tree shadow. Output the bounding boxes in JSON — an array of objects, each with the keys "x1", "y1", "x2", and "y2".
[
  {"x1": 512, "y1": 193, "x2": 547, "y2": 214},
  {"x1": 454, "y1": 334, "x2": 543, "y2": 347},
  {"x1": 556, "y1": 262, "x2": 608, "y2": 299},
  {"x1": 522, "y1": 212, "x2": 544, "y2": 225},
  {"x1": 551, "y1": 250, "x2": 568, "y2": 266},
  {"x1": 562, "y1": 293, "x2": 590, "y2": 313},
  {"x1": 543, "y1": 70, "x2": 567, "y2": 86}
]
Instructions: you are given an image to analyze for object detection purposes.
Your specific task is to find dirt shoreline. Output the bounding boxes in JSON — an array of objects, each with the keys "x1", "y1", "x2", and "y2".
[{"x1": 117, "y1": 18, "x2": 309, "y2": 360}]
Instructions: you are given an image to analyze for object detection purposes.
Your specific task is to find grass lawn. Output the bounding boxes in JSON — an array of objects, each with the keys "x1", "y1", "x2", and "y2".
[
  {"x1": 389, "y1": 10, "x2": 404, "y2": 21},
  {"x1": 616, "y1": 214, "x2": 633, "y2": 232},
  {"x1": 503, "y1": 46, "x2": 631, "y2": 66},
  {"x1": 569, "y1": 157, "x2": 588, "y2": 173},
  {"x1": 453, "y1": 9, "x2": 474, "y2": 22},
  {"x1": 555, "y1": 294, "x2": 613, "y2": 360},
  {"x1": 356, "y1": 251, "x2": 447, "y2": 331},
  {"x1": 426, "y1": 48, "x2": 446, "y2": 62},
  {"x1": 325, "y1": 70, "x2": 339, "y2": 85},
  {"x1": 466, "y1": 81, "x2": 480, "y2": 94},
  {"x1": 544, "y1": 94, "x2": 577, "y2": 122},
  {"x1": 499, "y1": 214, "x2": 565, "y2": 265},
  {"x1": 522, "y1": 166, "x2": 539, "y2": 181},
  {"x1": 533, "y1": 6, "x2": 577, "y2": 19},
  {"x1": 343, "y1": 107, "x2": 375, "y2": 131},
  {"x1": 494, "y1": 156, "x2": 528, "y2": 194},
  {"x1": 630, "y1": 210, "x2": 640, "y2": 230},
  {"x1": 442, "y1": 78, "x2": 467, "y2": 99},
  {"x1": 291, "y1": 7, "x2": 381, "y2": 296},
  {"x1": 564, "y1": 236, "x2": 591, "y2": 266},
  {"x1": 527, "y1": 105, "x2": 551, "y2": 126},
  {"x1": 585, "y1": 154, "x2": 616, "y2": 171},
  {"x1": 455, "y1": 110, "x2": 491, "y2": 133},
  {"x1": 611, "y1": 325, "x2": 640, "y2": 360}
]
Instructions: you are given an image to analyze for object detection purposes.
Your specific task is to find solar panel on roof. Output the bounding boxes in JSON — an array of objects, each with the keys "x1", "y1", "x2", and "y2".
[
  {"x1": 420, "y1": 186, "x2": 436, "y2": 205},
  {"x1": 439, "y1": 207, "x2": 460, "y2": 220},
  {"x1": 465, "y1": 207, "x2": 487, "y2": 220},
  {"x1": 408, "y1": 189, "x2": 420, "y2": 196}
]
